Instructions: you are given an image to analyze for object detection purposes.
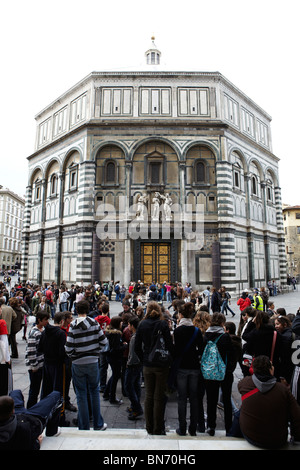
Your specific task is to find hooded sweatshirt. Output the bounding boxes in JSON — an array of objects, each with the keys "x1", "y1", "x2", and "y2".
[
  {"x1": 238, "y1": 374, "x2": 300, "y2": 448},
  {"x1": 65, "y1": 315, "x2": 108, "y2": 365},
  {"x1": 38, "y1": 323, "x2": 66, "y2": 364},
  {"x1": 0, "y1": 414, "x2": 42, "y2": 450}
]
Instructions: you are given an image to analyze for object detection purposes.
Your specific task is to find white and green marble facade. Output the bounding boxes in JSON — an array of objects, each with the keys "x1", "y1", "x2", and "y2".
[{"x1": 21, "y1": 68, "x2": 286, "y2": 294}]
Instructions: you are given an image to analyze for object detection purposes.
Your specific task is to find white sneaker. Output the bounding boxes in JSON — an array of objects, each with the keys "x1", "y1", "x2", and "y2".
[
  {"x1": 95, "y1": 423, "x2": 107, "y2": 431},
  {"x1": 53, "y1": 427, "x2": 61, "y2": 437}
]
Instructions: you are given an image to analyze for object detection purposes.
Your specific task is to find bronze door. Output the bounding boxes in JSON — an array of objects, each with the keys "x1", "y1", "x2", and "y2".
[{"x1": 141, "y1": 242, "x2": 171, "y2": 284}]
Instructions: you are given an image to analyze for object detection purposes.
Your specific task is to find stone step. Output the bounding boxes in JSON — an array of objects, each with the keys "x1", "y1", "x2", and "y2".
[{"x1": 40, "y1": 427, "x2": 296, "y2": 451}]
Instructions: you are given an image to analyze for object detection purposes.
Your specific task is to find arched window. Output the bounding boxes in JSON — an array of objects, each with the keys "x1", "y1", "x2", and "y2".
[
  {"x1": 251, "y1": 176, "x2": 257, "y2": 195},
  {"x1": 50, "y1": 174, "x2": 58, "y2": 196}
]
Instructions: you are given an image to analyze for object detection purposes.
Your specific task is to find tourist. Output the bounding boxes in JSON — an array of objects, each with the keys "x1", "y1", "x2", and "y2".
[
  {"x1": 25, "y1": 310, "x2": 50, "y2": 408},
  {"x1": 0, "y1": 303, "x2": 11, "y2": 396},
  {"x1": 220, "y1": 286, "x2": 235, "y2": 317},
  {"x1": 65, "y1": 300, "x2": 108, "y2": 430},
  {"x1": 274, "y1": 315, "x2": 295, "y2": 384},
  {"x1": 242, "y1": 310, "x2": 282, "y2": 379},
  {"x1": 237, "y1": 290, "x2": 251, "y2": 312},
  {"x1": 103, "y1": 316, "x2": 127, "y2": 405},
  {"x1": 124, "y1": 316, "x2": 143, "y2": 420},
  {"x1": 8, "y1": 297, "x2": 24, "y2": 358},
  {"x1": 210, "y1": 287, "x2": 221, "y2": 313},
  {"x1": 202, "y1": 312, "x2": 235, "y2": 435},
  {"x1": 237, "y1": 355, "x2": 300, "y2": 449},
  {"x1": 135, "y1": 300, "x2": 174, "y2": 435},
  {"x1": 174, "y1": 302, "x2": 203, "y2": 436}
]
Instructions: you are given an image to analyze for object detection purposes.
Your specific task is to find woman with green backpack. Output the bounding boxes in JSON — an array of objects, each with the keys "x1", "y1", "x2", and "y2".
[{"x1": 201, "y1": 312, "x2": 235, "y2": 436}]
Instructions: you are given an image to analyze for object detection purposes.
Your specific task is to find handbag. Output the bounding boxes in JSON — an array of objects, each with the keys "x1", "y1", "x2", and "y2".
[
  {"x1": 148, "y1": 321, "x2": 172, "y2": 367},
  {"x1": 249, "y1": 330, "x2": 277, "y2": 375},
  {"x1": 167, "y1": 327, "x2": 199, "y2": 394}
]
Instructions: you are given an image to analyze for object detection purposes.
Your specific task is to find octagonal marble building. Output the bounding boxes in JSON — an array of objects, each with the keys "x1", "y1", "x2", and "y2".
[{"x1": 21, "y1": 39, "x2": 286, "y2": 294}]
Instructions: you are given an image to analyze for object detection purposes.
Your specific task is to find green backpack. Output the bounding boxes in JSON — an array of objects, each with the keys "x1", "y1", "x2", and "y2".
[{"x1": 201, "y1": 334, "x2": 226, "y2": 381}]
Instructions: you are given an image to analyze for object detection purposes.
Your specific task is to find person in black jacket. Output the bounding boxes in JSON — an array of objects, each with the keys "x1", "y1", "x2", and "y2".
[
  {"x1": 174, "y1": 302, "x2": 203, "y2": 436},
  {"x1": 38, "y1": 312, "x2": 67, "y2": 425},
  {"x1": 38, "y1": 312, "x2": 66, "y2": 399},
  {"x1": 202, "y1": 312, "x2": 235, "y2": 436},
  {"x1": 135, "y1": 301, "x2": 174, "y2": 435},
  {"x1": 0, "y1": 389, "x2": 62, "y2": 450},
  {"x1": 103, "y1": 316, "x2": 127, "y2": 405},
  {"x1": 242, "y1": 310, "x2": 282, "y2": 379},
  {"x1": 210, "y1": 287, "x2": 221, "y2": 313}
]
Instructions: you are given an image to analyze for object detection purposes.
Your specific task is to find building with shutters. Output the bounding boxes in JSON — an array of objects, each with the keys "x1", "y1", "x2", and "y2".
[
  {"x1": 21, "y1": 38, "x2": 287, "y2": 294},
  {"x1": 0, "y1": 186, "x2": 24, "y2": 271}
]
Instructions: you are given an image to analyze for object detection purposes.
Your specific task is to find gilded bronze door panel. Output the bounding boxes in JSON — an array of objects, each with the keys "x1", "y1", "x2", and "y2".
[{"x1": 141, "y1": 242, "x2": 171, "y2": 284}]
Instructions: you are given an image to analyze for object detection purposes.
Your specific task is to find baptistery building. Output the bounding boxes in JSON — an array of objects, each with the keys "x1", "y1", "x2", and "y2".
[{"x1": 21, "y1": 39, "x2": 286, "y2": 293}]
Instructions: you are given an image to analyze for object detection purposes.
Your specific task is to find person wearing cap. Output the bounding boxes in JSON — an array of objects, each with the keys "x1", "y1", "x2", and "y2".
[{"x1": 251, "y1": 289, "x2": 264, "y2": 311}]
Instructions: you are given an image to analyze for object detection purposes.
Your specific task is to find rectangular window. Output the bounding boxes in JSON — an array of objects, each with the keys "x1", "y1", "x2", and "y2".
[
  {"x1": 241, "y1": 108, "x2": 255, "y2": 138},
  {"x1": 297, "y1": 226, "x2": 300, "y2": 234},
  {"x1": 140, "y1": 88, "x2": 171, "y2": 115},
  {"x1": 53, "y1": 106, "x2": 68, "y2": 137},
  {"x1": 69, "y1": 168, "x2": 78, "y2": 190},
  {"x1": 70, "y1": 93, "x2": 87, "y2": 126},
  {"x1": 178, "y1": 88, "x2": 210, "y2": 116},
  {"x1": 296, "y1": 213, "x2": 300, "y2": 219},
  {"x1": 150, "y1": 163, "x2": 161, "y2": 184},
  {"x1": 101, "y1": 88, "x2": 133, "y2": 115},
  {"x1": 234, "y1": 171, "x2": 240, "y2": 188},
  {"x1": 224, "y1": 94, "x2": 239, "y2": 127},
  {"x1": 38, "y1": 118, "x2": 51, "y2": 146},
  {"x1": 257, "y1": 119, "x2": 269, "y2": 147}
]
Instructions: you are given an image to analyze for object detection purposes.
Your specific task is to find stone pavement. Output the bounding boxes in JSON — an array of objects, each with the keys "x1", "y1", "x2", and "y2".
[{"x1": 9, "y1": 288, "x2": 300, "y2": 451}]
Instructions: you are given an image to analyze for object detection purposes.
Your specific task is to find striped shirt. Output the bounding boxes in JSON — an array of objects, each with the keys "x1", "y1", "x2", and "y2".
[
  {"x1": 25, "y1": 326, "x2": 44, "y2": 370},
  {"x1": 65, "y1": 316, "x2": 108, "y2": 365}
]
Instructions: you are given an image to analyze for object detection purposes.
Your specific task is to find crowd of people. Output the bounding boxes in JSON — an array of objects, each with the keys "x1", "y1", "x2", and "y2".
[{"x1": 0, "y1": 277, "x2": 300, "y2": 449}]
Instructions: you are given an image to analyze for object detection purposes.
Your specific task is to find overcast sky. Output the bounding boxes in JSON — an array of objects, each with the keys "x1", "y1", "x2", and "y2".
[{"x1": 1, "y1": 0, "x2": 299, "y2": 206}]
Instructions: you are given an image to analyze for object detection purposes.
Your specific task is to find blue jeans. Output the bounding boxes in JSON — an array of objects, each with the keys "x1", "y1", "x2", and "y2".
[
  {"x1": 104, "y1": 355, "x2": 122, "y2": 401},
  {"x1": 124, "y1": 365, "x2": 143, "y2": 413},
  {"x1": 176, "y1": 368, "x2": 200, "y2": 434},
  {"x1": 10, "y1": 389, "x2": 62, "y2": 436},
  {"x1": 71, "y1": 362, "x2": 104, "y2": 430},
  {"x1": 221, "y1": 300, "x2": 235, "y2": 316},
  {"x1": 60, "y1": 302, "x2": 68, "y2": 312}
]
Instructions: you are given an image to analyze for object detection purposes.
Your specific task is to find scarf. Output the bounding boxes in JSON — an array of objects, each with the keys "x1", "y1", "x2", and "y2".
[{"x1": 178, "y1": 318, "x2": 193, "y2": 327}]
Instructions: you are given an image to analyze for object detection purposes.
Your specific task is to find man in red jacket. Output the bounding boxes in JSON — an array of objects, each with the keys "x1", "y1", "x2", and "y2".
[{"x1": 237, "y1": 355, "x2": 300, "y2": 448}]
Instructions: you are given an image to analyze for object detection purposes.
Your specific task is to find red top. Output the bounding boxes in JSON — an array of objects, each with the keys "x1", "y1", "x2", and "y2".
[
  {"x1": 0, "y1": 319, "x2": 8, "y2": 335},
  {"x1": 95, "y1": 315, "x2": 111, "y2": 330}
]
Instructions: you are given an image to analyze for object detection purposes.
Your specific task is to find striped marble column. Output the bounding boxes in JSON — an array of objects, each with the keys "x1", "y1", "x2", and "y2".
[
  {"x1": 216, "y1": 161, "x2": 236, "y2": 293},
  {"x1": 274, "y1": 185, "x2": 287, "y2": 286},
  {"x1": 20, "y1": 185, "x2": 32, "y2": 281},
  {"x1": 76, "y1": 226, "x2": 94, "y2": 284},
  {"x1": 76, "y1": 161, "x2": 96, "y2": 283}
]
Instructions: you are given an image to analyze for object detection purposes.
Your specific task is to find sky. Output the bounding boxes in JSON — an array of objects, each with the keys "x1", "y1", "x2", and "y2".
[{"x1": 0, "y1": 0, "x2": 299, "y2": 205}]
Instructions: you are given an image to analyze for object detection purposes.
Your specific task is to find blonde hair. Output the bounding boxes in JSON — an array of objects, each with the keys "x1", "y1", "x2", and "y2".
[{"x1": 193, "y1": 311, "x2": 211, "y2": 334}]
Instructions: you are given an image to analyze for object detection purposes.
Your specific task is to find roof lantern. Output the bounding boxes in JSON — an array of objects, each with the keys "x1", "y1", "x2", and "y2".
[{"x1": 145, "y1": 36, "x2": 161, "y2": 65}]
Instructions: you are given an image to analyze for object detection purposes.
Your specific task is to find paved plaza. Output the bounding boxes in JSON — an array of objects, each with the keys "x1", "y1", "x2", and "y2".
[{"x1": 6, "y1": 286, "x2": 300, "y2": 450}]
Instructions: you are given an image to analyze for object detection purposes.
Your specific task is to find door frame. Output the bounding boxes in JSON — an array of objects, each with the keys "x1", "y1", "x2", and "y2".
[{"x1": 133, "y1": 238, "x2": 179, "y2": 284}]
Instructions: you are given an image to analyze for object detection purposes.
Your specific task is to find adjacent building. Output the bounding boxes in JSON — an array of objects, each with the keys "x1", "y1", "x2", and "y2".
[
  {"x1": 0, "y1": 186, "x2": 24, "y2": 270},
  {"x1": 21, "y1": 38, "x2": 287, "y2": 293},
  {"x1": 283, "y1": 205, "x2": 300, "y2": 282}
]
